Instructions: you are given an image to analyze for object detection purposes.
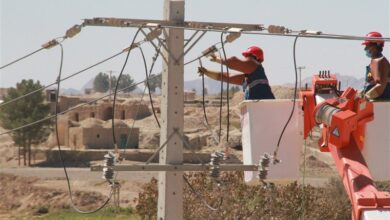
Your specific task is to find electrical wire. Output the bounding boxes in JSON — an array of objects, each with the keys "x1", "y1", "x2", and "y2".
[
  {"x1": 120, "y1": 23, "x2": 390, "y2": 42},
  {"x1": 140, "y1": 45, "x2": 161, "y2": 128},
  {"x1": 53, "y1": 43, "x2": 113, "y2": 214},
  {"x1": 272, "y1": 35, "x2": 300, "y2": 162},
  {"x1": 108, "y1": 44, "x2": 162, "y2": 199},
  {"x1": 0, "y1": 75, "x2": 160, "y2": 137},
  {"x1": 0, "y1": 48, "x2": 45, "y2": 70},
  {"x1": 111, "y1": 28, "x2": 142, "y2": 151},
  {"x1": 218, "y1": 49, "x2": 224, "y2": 143},
  {"x1": 198, "y1": 58, "x2": 220, "y2": 144},
  {"x1": 0, "y1": 50, "x2": 126, "y2": 108},
  {"x1": 220, "y1": 32, "x2": 230, "y2": 143},
  {"x1": 121, "y1": 44, "x2": 162, "y2": 157},
  {"x1": 199, "y1": 58, "x2": 210, "y2": 126}
]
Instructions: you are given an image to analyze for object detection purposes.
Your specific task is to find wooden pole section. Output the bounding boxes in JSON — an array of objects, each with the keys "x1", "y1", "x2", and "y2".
[{"x1": 158, "y1": 0, "x2": 185, "y2": 219}]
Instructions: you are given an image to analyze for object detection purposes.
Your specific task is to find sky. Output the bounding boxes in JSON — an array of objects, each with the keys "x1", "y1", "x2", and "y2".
[{"x1": 1, "y1": 0, "x2": 389, "y2": 91}]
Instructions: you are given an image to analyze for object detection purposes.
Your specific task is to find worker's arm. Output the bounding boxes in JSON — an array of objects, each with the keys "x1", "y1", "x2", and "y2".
[
  {"x1": 365, "y1": 58, "x2": 389, "y2": 99},
  {"x1": 211, "y1": 55, "x2": 257, "y2": 74},
  {"x1": 198, "y1": 67, "x2": 244, "y2": 85}
]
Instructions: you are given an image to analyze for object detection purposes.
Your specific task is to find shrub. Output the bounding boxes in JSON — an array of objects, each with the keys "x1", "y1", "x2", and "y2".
[{"x1": 135, "y1": 172, "x2": 357, "y2": 220}]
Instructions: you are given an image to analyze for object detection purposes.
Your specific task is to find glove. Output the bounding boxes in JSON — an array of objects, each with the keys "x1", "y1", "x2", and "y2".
[
  {"x1": 197, "y1": 67, "x2": 221, "y2": 81},
  {"x1": 210, "y1": 54, "x2": 222, "y2": 64},
  {"x1": 198, "y1": 67, "x2": 208, "y2": 76},
  {"x1": 356, "y1": 90, "x2": 365, "y2": 98}
]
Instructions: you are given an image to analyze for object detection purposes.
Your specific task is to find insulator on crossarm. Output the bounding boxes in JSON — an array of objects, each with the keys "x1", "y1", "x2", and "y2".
[
  {"x1": 209, "y1": 152, "x2": 224, "y2": 180},
  {"x1": 258, "y1": 153, "x2": 271, "y2": 180},
  {"x1": 224, "y1": 28, "x2": 242, "y2": 43},
  {"x1": 102, "y1": 151, "x2": 116, "y2": 184}
]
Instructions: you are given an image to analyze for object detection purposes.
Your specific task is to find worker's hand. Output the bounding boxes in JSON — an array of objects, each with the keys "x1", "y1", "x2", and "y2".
[
  {"x1": 198, "y1": 67, "x2": 208, "y2": 76},
  {"x1": 210, "y1": 54, "x2": 222, "y2": 64},
  {"x1": 356, "y1": 90, "x2": 365, "y2": 98},
  {"x1": 367, "y1": 72, "x2": 374, "y2": 82},
  {"x1": 356, "y1": 90, "x2": 372, "y2": 101}
]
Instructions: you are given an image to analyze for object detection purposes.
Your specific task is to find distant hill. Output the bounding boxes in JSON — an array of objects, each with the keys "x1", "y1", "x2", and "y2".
[{"x1": 184, "y1": 77, "x2": 236, "y2": 95}]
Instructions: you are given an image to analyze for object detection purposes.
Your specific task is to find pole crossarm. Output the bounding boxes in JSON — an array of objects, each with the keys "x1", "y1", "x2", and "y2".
[
  {"x1": 91, "y1": 164, "x2": 259, "y2": 172},
  {"x1": 82, "y1": 17, "x2": 264, "y2": 32}
]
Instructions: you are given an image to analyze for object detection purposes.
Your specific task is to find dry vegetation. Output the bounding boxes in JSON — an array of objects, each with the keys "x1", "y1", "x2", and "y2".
[
  {"x1": 136, "y1": 172, "x2": 351, "y2": 220},
  {"x1": 135, "y1": 172, "x2": 390, "y2": 220}
]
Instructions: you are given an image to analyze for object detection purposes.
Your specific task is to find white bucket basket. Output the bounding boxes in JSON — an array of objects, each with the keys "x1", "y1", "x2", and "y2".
[{"x1": 240, "y1": 100, "x2": 302, "y2": 183}]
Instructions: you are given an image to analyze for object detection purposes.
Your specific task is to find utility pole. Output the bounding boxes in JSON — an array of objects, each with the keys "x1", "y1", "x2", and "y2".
[
  {"x1": 158, "y1": 1, "x2": 185, "y2": 219},
  {"x1": 296, "y1": 66, "x2": 305, "y2": 90}
]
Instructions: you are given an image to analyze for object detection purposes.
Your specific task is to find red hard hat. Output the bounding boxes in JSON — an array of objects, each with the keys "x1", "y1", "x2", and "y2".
[
  {"x1": 362, "y1": 32, "x2": 384, "y2": 46},
  {"x1": 242, "y1": 46, "x2": 264, "y2": 62}
]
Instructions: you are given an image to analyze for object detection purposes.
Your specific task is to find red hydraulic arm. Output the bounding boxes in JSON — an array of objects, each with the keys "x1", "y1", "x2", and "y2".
[{"x1": 300, "y1": 72, "x2": 390, "y2": 220}]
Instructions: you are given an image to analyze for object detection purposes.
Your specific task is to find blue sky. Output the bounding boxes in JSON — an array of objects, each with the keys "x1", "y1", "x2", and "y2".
[{"x1": 1, "y1": 0, "x2": 389, "y2": 90}]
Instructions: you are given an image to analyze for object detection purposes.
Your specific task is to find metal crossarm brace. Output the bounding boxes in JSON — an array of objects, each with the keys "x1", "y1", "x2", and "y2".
[
  {"x1": 178, "y1": 30, "x2": 207, "y2": 62},
  {"x1": 139, "y1": 28, "x2": 170, "y2": 64}
]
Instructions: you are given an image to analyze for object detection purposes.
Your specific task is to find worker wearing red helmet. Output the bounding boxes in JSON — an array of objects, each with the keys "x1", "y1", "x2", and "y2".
[
  {"x1": 198, "y1": 46, "x2": 275, "y2": 100},
  {"x1": 362, "y1": 31, "x2": 390, "y2": 100}
]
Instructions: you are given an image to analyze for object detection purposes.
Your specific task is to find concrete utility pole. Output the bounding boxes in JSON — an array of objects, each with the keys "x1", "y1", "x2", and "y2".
[{"x1": 158, "y1": 0, "x2": 185, "y2": 219}]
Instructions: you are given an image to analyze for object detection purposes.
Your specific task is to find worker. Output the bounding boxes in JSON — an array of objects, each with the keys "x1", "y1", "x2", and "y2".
[
  {"x1": 362, "y1": 31, "x2": 390, "y2": 100},
  {"x1": 198, "y1": 46, "x2": 275, "y2": 100}
]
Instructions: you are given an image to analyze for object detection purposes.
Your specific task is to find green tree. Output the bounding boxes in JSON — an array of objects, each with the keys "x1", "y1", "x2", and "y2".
[
  {"x1": 113, "y1": 74, "x2": 136, "y2": 93},
  {"x1": 93, "y1": 72, "x2": 110, "y2": 92},
  {"x1": 146, "y1": 73, "x2": 162, "y2": 93},
  {"x1": 0, "y1": 79, "x2": 51, "y2": 166}
]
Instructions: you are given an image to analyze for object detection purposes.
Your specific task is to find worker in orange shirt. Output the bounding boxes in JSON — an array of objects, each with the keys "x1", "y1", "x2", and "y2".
[
  {"x1": 198, "y1": 46, "x2": 275, "y2": 100},
  {"x1": 362, "y1": 31, "x2": 390, "y2": 100}
]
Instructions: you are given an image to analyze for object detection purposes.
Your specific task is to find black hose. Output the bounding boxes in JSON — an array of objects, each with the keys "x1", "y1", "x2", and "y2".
[
  {"x1": 199, "y1": 59, "x2": 210, "y2": 126},
  {"x1": 54, "y1": 44, "x2": 113, "y2": 214},
  {"x1": 218, "y1": 50, "x2": 224, "y2": 143},
  {"x1": 220, "y1": 32, "x2": 230, "y2": 143},
  {"x1": 111, "y1": 28, "x2": 142, "y2": 148},
  {"x1": 273, "y1": 35, "x2": 300, "y2": 161},
  {"x1": 140, "y1": 46, "x2": 161, "y2": 128}
]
